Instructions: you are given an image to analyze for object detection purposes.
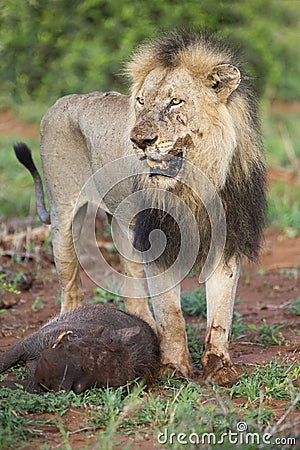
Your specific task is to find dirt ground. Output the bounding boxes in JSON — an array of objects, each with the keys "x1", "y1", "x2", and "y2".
[{"x1": 0, "y1": 111, "x2": 299, "y2": 448}]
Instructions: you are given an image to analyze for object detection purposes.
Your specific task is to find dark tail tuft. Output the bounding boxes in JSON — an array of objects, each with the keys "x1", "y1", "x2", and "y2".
[
  {"x1": 14, "y1": 142, "x2": 38, "y2": 174},
  {"x1": 13, "y1": 142, "x2": 50, "y2": 224}
]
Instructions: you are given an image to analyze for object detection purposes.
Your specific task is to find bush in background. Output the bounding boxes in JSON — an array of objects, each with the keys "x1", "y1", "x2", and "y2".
[{"x1": 1, "y1": 0, "x2": 299, "y2": 107}]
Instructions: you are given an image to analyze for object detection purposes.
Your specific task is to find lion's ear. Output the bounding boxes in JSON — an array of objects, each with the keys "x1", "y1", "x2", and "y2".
[{"x1": 207, "y1": 64, "x2": 241, "y2": 102}]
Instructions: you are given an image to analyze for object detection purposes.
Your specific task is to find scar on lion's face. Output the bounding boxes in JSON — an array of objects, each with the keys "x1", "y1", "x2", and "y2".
[{"x1": 131, "y1": 67, "x2": 237, "y2": 189}]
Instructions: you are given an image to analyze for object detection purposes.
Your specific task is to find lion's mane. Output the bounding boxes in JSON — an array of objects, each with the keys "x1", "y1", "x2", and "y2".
[{"x1": 128, "y1": 32, "x2": 266, "y2": 270}]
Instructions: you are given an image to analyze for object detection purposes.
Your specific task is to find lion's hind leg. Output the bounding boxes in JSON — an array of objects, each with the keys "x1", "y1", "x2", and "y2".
[{"x1": 51, "y1": 208, "x2": 85, "y2": 313}]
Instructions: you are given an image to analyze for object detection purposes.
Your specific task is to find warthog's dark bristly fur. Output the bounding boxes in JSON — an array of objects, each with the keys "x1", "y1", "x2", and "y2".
[{"x1": 0, "y1": 304, "x2": 160, "y2": 393}]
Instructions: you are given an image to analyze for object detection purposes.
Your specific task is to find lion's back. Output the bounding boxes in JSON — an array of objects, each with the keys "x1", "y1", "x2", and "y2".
[
  {"x1": 39, "y1": 91, "x2": 134, "y2": 217},
  {"x1": 40, "y1": 91, "x2": 132, "y2": 165}
]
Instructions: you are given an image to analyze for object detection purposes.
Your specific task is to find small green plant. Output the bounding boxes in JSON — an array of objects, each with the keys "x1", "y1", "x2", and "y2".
[
  {"x1": 231, "y1": 312, "x2": 248, "y2": 341},
  {"x1": 288, "y1": 297, "x2": 300, "y2": 315},
  {"x1": 180, "y1": 287, "x2": 206, "y2": 318},
  {"x1": 31, "y1": 296, "x2": 45, "y2": 312},
  {"x1": 279, "y1": 268, "x2": 298, "y2": 278},
  {"x1": 186, "y1": 324, "x2": 204, "y2": 366},
  {"x1": 256, "y1": 269, "x2": 268, "y2": 276},
  {"x1": 248, "y1": 319, "x2": 287, "y2": 347},
  {"x1": 231, "y1": 358, "x2": 300, "y2": 402},
  {"x1": 89, "y1": 286, "x2": 124, "y2": 309},
  {"x1": 0, "y1": 273, "x2": 21, "y2": 295},
  {"x1": 8, "y1": 365, "x2": 29, "y2": 381}
]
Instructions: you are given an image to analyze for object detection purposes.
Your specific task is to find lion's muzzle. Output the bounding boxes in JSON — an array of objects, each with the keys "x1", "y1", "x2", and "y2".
[
  {"x1": 131, "y1": 128, "x2": 193, "y2": 178},
  {"x1": 130, "y1": 131, "x2": 158, "y2": 151},
  {"x1": 147, "y1": 152, "x2": 183, "y2": 178}
]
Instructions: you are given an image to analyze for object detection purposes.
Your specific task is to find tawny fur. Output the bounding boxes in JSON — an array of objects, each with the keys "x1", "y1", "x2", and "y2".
[
  {"x1": 12, "y1": 31, "x2": 266, "y2": 386},
  {"x1": 130, "y1": 32, "x2": 266, "y2": 268}
]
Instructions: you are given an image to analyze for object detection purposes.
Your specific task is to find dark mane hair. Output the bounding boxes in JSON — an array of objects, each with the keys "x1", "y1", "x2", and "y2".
[
  {"x1": 131, "y1": 30, "x2": 266, "y2": 272},
  {"x1": 144, "y1": 30, "x2": 235, "y2": 68}
]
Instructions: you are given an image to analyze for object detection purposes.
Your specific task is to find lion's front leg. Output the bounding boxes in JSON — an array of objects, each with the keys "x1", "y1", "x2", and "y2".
[
  {"x1": 145, "y1": 263, "x2": 192, "y2": 377},
  {"x1": 119, "y1": 254, "x2": 156, "y2": 331},
  {"x1": 202, "y1": 255, "x2": 242, "y2": 386}
]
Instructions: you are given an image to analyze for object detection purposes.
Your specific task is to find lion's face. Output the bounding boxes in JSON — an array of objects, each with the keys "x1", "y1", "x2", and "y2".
[{"x1": 130, "y1": 67, "x2": 239, "y2": 190}]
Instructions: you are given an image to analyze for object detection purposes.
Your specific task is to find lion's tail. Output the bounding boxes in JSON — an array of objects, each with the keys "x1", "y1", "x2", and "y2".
[{"x1": 13, "y1": 142, "x2": 50, "y2": 224}]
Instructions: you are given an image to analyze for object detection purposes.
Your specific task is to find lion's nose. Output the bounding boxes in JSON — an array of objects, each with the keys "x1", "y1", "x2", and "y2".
[{"x1": 130, "y1": 132, "x2": 158, "y2": 150}]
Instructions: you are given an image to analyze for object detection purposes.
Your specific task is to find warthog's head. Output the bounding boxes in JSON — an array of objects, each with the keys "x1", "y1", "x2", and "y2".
[
  {"x1": 34, "y1": 326, "x2": 158, "y2": 393},
  {"x1": 0, "y1": 305, "x2": 160, "y2": 394}
]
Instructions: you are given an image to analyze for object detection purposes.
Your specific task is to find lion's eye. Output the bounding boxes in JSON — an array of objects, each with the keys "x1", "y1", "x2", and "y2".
[
  {"x1": 170, "y1": 98, "x2": 183, "y2": 107},
  {"x1": 136, "y1": 97, "x2": 144, "y2": 106}
]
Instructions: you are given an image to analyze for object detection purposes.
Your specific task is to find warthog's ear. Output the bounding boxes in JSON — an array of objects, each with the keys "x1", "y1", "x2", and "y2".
[
  {"x1": 112, "y1": 326, "x2": 141, "y2": 343},
  {"x1": 206, "y1": 64, "x2": 241, "y2": 102}
]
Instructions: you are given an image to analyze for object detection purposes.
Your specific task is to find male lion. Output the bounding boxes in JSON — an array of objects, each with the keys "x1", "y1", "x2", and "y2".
[{"x1": 15, "y1": 32, "x2": 266, "y2": 386}]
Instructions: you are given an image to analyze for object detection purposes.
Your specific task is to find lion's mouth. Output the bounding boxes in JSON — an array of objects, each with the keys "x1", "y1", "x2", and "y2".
[{"x1": 145, "y1": 152, "x2": 183, "y2": 178}]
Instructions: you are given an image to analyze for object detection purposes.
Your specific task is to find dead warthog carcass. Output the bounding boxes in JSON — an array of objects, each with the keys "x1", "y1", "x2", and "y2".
[{"x1": 0, "y1": 304, "x2": 160, "y2": 393}]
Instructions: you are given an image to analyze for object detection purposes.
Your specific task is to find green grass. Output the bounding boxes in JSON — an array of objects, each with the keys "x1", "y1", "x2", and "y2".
[
  {"x1": 261, "y1": 102, "x2": 300, "y2": 168},
  {"x1": 89, "y1": 286, "x2": 124, "y2": 309},
  {"x1": 186, "y1": 324, "x2": 205, "y2": 366},
  {"x1": 2, "y1": 285, "x2": 296, "y2": 448},
  {"x1": 267, "y1": 181, "x2": 300, "y2": 237},
  {"x1": 248, "y1": 319, "x2": 287, "y2": 347},
  {"x1": 0, "y1": 135, "x2": 41, "y2": 218},
  {"x1": 1, "y1": 359, "x2": 299, "y2": 449},
  {"x1": 31, "y1": 296, "x2": 46, "y2": 312},
  {"x1": 231, "y1": 358, "x2": 300, "y2": 403},
  {"x1": 231, "y1": 311, "x2": 248, "y2": 341},
  {"x1": 289, "y1": 297, "x2": 300, "y2": 316},
  {"x1": 180, "y1": 287, "x2": 291, "y2": 350},
  {"x1": 181, "y1": 286, "x2": 206, "y2": 318},
  {"x1": 0, "y1": 272, "x2": 21, "y2": 295}
]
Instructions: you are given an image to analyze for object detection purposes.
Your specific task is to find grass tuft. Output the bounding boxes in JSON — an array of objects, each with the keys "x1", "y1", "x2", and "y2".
[
  {"x1": 248, "y1": 319, "x2": 287, "y2": 347},
  {"x1": 180, "y1": 287, "x2": 206, "y2": 318},
  {"x1": 230, "y1": 358, "x2": 300, "y2": 403}
]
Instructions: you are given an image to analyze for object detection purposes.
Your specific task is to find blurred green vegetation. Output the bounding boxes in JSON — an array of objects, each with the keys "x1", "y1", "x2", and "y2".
[
  {"x1": 0, "y1": 0, "x2": 300, "y2": 236},
  {"x1": 0, "y1": 135, "x2": 41, "y2": 217},
  {"x1": 267, "y1": 180, "x2": 300, "y2": 237},
  {"x1": 0, "y1": 0, "x2": 299, "y2": 108}
]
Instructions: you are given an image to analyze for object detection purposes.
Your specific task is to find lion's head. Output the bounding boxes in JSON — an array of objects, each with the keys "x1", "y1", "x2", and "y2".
[
  {"x1": 126, "y1": 32, "x2": 255, "y2": 192},
  {"x1": 127, "y1": 32, "x2": 265, "y2": 268}
]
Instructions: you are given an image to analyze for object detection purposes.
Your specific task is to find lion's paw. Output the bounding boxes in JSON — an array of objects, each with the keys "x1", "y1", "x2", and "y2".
[
  {"x1": 202, "y1": 353, "x2": 243, "y2": 387},
  {"x1": 160, "y1": 361, "x2": 194, "y2": 379}
]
